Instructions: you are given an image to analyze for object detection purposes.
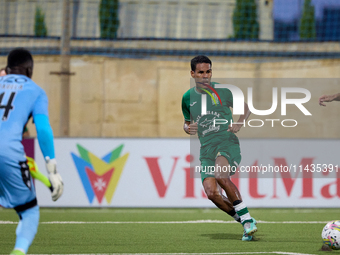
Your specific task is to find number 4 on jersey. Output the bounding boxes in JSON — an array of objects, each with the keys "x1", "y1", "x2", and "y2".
[{"x1": 0, "y1": 92, "x2": 16, "y2": 121}]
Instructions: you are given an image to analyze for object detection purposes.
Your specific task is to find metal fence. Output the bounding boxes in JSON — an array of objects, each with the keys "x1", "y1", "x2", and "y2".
[{"x1": 1, "y1": 0, "x2": 340, "y2": 58}]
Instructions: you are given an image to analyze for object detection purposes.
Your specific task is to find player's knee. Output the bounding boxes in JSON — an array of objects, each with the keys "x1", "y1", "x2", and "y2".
[
  {"x1": 215, "y1": 176, "x2": 231, "y2": 186},
  {"x1": 18, "y1": 206, "x2": 40, "y2": 235},
  {"x1": 206, "y1": 190, "x2": 221, "y2": 202}
]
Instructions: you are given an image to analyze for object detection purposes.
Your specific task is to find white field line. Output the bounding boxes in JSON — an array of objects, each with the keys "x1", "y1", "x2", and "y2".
[
  {"x1": 14, "y1": 252, "x2": 317, "y2": 255},
  {"x1": 0, "y1": 220, "x2": 329, "y2": 224},
  {"x1": 37, "y1": 208, "x2": 337, "y2": 214}
]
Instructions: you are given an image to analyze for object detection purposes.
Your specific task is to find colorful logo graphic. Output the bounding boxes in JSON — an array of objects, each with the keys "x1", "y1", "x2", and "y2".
[{"x1": 71, "y1": 144, "x2": 129, "y2": 204}]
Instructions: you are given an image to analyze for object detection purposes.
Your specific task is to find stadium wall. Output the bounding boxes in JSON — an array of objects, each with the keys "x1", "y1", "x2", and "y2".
[{"x1": 0, "y1": 55, "x2": 340, "y2": 138}]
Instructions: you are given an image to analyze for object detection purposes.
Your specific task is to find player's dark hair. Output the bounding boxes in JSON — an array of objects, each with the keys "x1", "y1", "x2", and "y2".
[
  {"x1": 6, "y1": 48, "x2": 33, "y2": 78},
  {"x1": 191, "y1": 55, "x2": 212, "y2": 71}
]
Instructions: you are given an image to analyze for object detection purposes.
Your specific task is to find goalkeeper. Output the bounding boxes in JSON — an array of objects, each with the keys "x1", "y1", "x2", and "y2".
[
  {"x1": 1, "y1": 68, "x2": 55, "y2": 198},
  {"x1": 0, "y1": 48, "x2": 63, "y2": 255}
]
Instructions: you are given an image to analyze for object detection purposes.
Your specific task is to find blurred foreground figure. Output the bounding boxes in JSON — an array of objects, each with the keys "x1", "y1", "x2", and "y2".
[{"x1": 0, "y1": 48, "x2": 63, "y2": 255}]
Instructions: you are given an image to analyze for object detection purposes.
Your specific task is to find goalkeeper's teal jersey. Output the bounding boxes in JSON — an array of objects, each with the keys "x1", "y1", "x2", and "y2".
[{"x1": 181, "y1": 82, "x2": 239, "y2": 147}]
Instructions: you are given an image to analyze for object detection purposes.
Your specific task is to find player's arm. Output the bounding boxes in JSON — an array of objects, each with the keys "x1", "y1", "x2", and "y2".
[
  {"x1": 34, "y1": 114, "x2": 63, "y2": 201},
  {"x1": 34, "y1": 114, "x2": 55, "y2": 160},
  {"x1": 319, "y1": 93, "x2": 340, "y2": 106},
  {"x1": 182, "y1": 93, "x2": 197, "y2": 135},
  {"x1": 228, "y1": 102, "x2": 251, "y2": 133},
  {"x1": 33, "y1": 91, "x2": 63, "y2": 201}
]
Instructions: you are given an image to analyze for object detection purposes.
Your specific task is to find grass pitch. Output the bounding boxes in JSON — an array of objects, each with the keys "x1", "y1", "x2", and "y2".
[{"x1": 0, "y1": 208, "x2": 338, "y2": 254}]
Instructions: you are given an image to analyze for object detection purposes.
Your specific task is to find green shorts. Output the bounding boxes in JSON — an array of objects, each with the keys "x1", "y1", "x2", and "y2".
[{"x1": 199, "y1": 141, "x2": 241, "y2": 182}]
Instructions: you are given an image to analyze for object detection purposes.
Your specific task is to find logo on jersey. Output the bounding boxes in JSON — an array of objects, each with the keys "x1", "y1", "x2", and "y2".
[
  {"x1": 71, "y1": 144, "x2": 129, "y2": 205},
  {"x1": 199, "y1": 117, "x2": 215, "y2": 128},
  {"x1": 201, "y1": 84, "x2": 223, "y2": 106}
]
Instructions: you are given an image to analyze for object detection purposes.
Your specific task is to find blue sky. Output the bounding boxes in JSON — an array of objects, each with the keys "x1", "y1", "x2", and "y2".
[{"x1": 274, "y1": 0, "x2": 340, "y2": 22}]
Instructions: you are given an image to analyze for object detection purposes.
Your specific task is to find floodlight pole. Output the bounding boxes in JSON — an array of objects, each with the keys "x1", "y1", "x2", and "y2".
[{"x1": 59, "y1": 0, "x2": 71, "y2": 136}]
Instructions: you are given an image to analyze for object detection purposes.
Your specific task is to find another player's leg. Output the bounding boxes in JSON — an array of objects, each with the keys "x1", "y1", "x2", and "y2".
[
  {"x1": 203, "y1": 177, "x2": 255, "y2": 241},
  {"x1": 0, "y1": 159, "x2": 40, "y2": 254},
  {"x1": 217, "y1": 186, "x2": 241, "y2": 223},
  {"x1": 218, "y1": 181, "x2": 256, "y2": 241},
  {"x1": 11, "y1": 205, "x2": 40, "y2": 255},
  {"x1": 215, "y1": 155, "x2": 257, "y2": 236},
  {"x1": 203, "y1": 177, "x2": 238, "y2": 216},
  {"x1": 203, "y1": 179, "x2": 249, "y2": 232},
  {"x1": 26, "y1": 156, "x2": 51, "y2": 189}
]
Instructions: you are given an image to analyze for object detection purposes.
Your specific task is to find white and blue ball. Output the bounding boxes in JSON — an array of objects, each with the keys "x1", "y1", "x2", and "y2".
[{"x1": 322, "y1": 220, "x2": 340, "y2": 250}]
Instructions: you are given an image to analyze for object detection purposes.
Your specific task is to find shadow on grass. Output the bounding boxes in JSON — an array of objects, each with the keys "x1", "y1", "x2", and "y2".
[
  {"x1": 201, "y1": 233, "x2": 261, "y2": 242},
  {"x1": 201, "y1": 233, "x2": 240, "y2": 240}
]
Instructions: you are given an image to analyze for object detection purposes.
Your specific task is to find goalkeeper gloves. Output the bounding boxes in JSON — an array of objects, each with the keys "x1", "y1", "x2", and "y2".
[{"x1": 45, "y1": 157, "x2": 64, "y2": 201}]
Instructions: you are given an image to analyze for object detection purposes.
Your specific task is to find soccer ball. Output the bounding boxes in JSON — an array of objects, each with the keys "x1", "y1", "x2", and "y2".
[{"x1": 322, "y1": 220, "x2": 340, "y2": 250}]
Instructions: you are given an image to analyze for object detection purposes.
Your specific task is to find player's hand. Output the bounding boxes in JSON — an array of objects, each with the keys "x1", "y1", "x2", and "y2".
[
  {"x1": 45, "y1": 157, "x2": 64, "y2": 201},
  {"x1": 227, "y1": 123, "x2": 242, "y2": 133},
  {"x1": 188, "y1": 122, "x2": 198, "y2": 135},
  {"x1": 319, "y1": 95, "x2": 335, "y2": 106}
]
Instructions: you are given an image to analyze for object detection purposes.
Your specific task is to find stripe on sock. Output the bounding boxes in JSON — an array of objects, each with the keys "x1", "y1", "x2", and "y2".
[
  {"x1": 234, "y1": 201, "x2": 252, "y2": 224},
  {"x1": 236, "y1": 207, "x2": 249, "y2": 216}
]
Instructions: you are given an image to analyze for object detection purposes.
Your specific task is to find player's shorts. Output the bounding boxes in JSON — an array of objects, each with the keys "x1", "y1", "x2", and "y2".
[
  {"x1": 0, "y1": 155, "x2": 37, "y2": 211},
  {"x1": 199, "y1": 140, "x2": 241, "y2": 182}
]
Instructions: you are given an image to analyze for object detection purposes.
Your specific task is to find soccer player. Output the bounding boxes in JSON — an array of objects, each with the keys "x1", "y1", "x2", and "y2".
[
  {"x1": 0, "y1": 48, "x2": 63, "y2": 255},
  {"x1": 181, "y1": 55, "x2": 257, "y2": 241},
  {"x1": 319, "y1": 93, "x2": 340, "y2": 106},
  {"x1": 0, "y1": 67, "x2": 52, "y2": 192}
]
